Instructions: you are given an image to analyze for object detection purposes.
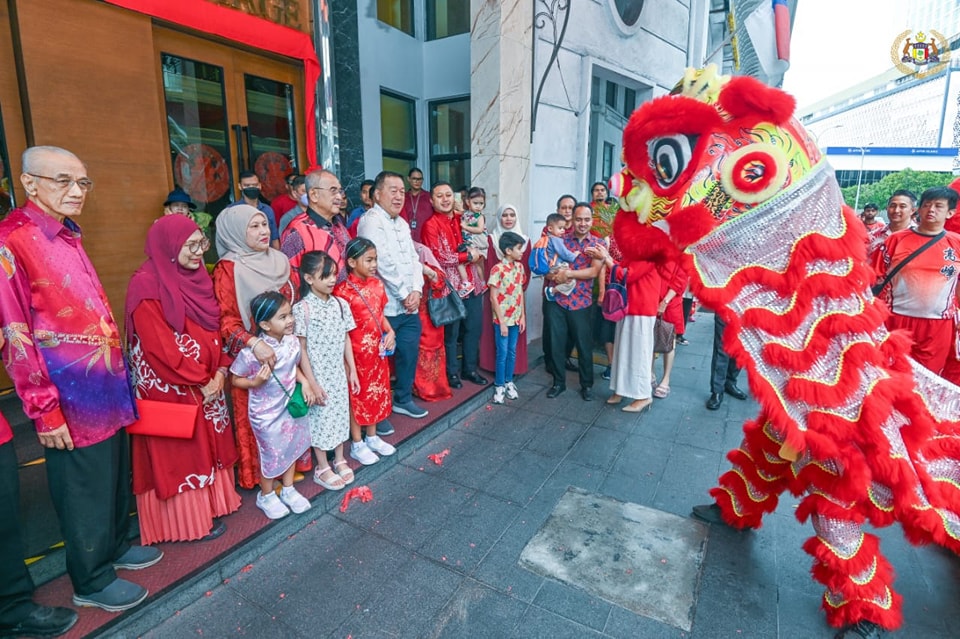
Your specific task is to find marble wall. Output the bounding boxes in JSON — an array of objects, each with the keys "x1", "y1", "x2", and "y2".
[{"x1": 469, "y1": 0, "x2": 533, "y2": 222}]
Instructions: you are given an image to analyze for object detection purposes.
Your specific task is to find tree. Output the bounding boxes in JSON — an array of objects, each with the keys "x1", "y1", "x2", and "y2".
[{"x1": 840, "y1": 169, "x2": 954, "y2": 211}]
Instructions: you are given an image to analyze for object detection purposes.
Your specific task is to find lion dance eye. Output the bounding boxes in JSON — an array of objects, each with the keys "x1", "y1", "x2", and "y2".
[{"x1": 648, "y1": 134, "x2": 698, "y2": 188}]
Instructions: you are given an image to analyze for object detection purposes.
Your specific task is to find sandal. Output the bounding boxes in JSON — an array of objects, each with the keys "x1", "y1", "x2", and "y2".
[
  {"x1": 313, "y1": 466, "x2": 346, "y2": 491},
  {"x1": 333, "y1": 459, "x2": 355, "y2": 485},
  {"x1": 653, "y1": 384, "x2": 671, "y2": 399}
]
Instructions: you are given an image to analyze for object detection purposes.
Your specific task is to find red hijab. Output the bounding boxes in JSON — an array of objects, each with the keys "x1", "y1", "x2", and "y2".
[{"x1": 126, "y1": 215, "x2": 220, "y2": 337}]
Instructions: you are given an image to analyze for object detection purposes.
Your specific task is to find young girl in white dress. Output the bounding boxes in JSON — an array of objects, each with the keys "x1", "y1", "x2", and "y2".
[
  {"x1": 230, "y1": 291, "x2": 312, "y2": 520},
  {"x1": 293, "y1": 251, "x2": 360, "y2": 491}
]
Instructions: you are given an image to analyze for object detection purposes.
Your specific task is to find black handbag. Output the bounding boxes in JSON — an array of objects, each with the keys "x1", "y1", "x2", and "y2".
[{"x1": 428, "y1": 283, "x2": 467, "y2": 327}]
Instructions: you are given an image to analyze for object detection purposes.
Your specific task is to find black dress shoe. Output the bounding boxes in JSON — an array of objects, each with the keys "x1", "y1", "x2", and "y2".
[
  {"x1": 462, "y1": 371, "x2": 488, "y2": 385},
  {"x1": 580, "y1": 387, "x2": 593, "y2": 401},
  {"x1": 724, "y1": 383, "x2": 748, "y2": 400},
  {"x1": 706, "y1": 392, "x2": 723, "y2": 410},
  {"x1": 447, "y1": 374, "x2": 462, "y2": 389},
  {"x1": 564, "y1": 357, "x2": 578, "y2": 372},
  {"x1": 834, "y1": 620, "x2": 883, "y2": 639},
  {"x1": 691, "y1": 503, "x2": 726, "y2": 525},
  {"x1": 0, "y1": 605, "x2": 78, "y2": 638},
  {"x1": 546, "y1": 384, "x2": 565, "y2": 399}
]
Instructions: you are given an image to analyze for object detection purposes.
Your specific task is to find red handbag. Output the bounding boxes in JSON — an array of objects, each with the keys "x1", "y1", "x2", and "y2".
[{"x1": 126, "y1": 398, "x2": 198, "y2": 439}]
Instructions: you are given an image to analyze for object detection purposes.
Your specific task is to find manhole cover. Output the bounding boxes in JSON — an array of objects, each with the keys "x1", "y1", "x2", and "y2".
[{"x1": 519, "y1": 487, "x2": 708, "y2": 631}]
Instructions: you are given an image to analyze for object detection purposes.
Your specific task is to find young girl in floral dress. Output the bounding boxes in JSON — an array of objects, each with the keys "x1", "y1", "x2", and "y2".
[
  {"x1": 230, "y1": 291, "x2": 312, "y2": 519},
  {"x1": 294, "y1": 251, "x2": 360, "y2": 490},
  {"x1": 334, "y1": 237, "x2": 397, "y2": 466}
]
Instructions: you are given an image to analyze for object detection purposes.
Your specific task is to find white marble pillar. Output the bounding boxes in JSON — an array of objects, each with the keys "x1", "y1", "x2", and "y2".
[{"x1": 470, "y1": 0, "x2": 533, "y2": 222}]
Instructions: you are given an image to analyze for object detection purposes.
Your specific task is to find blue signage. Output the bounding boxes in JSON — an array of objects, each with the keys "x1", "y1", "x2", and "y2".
[{"x1": 825, "y1": 146, "x2": 956, "y2": 157}]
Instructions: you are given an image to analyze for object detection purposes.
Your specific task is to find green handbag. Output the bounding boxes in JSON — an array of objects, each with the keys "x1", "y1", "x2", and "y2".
[{"x1": 272, "y1": 371, "x2": 309, "y2": 418}]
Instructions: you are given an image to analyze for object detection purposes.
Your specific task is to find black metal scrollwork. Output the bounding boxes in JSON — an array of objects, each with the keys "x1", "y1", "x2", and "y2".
[{"x1": 530, "y1": 0, "x2": 570, "y2": 140}]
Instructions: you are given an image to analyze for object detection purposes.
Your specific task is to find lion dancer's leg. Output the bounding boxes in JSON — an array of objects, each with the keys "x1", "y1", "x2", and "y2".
[
  {"x1": 803, "y1": 507, "x2": 902, "y2": 636},
  {"x1": 700, "y1": 416, "x2": 792, "y2": 529}
]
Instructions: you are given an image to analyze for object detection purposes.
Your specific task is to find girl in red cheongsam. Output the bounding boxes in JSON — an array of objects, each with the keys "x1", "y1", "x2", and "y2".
[{"x1": 333, "y1": 237, "x2": 397, "y2": 466}]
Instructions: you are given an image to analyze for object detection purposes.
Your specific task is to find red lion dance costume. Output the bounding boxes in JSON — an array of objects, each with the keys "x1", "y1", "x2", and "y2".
[{"x1": 609, "y1": 67, "x2": 960, "y2": 639}]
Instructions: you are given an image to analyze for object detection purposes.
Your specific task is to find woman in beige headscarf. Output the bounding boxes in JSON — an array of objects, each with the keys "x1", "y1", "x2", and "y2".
[{"x1": 212, "y1": 205, "x2": 294, "y2": 489}]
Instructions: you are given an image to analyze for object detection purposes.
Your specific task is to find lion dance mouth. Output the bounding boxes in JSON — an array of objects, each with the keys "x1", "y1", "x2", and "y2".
[{"x1": 612, "y1": 66, "x2": 960, "y2": 634}]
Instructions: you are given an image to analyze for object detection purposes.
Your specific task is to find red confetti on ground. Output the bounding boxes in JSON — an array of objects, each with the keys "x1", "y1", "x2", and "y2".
[
  {"x1": 279, "y1": 593, "x2": 285, "y2": 598},
  {"x1": 485, "y1": 405, "x2": 492, "y2": 410},
  {"x1": 339, "y1": 485, "x2": 373, "y2": 512},
  {"x1": 223, "y1": 578, "x2": 230, "y2": 584},
  {"x1": 428, "y1": 449, "x2": 450, "y2": 465},
  {"x1": 205, "y1": 591, "x2": 212, "y2": 597},
  {"x1": 240, "y1": 564, "x2": 253, "y2": 573}
]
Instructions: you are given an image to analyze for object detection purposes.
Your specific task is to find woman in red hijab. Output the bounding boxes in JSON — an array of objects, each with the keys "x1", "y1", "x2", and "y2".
[{"x1": 125, "y1": 215, "x2": 240, "y2": 544}]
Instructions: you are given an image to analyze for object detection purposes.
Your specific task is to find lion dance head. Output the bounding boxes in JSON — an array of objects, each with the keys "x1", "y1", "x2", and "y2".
[{"x1": 610, "y1": 65, "x2": 821, "y2": 264}]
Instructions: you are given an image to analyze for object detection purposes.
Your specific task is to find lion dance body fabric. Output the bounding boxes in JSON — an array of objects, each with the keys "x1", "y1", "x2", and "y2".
[{"x1": 610, "y1": 66, "x2": 960, "y2": 632}]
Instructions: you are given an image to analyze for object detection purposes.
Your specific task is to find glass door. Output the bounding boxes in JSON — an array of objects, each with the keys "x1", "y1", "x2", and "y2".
[
  {"x1": 154, "y1": 27, "x2": 305, "y2": 231},
  {"x1": 243, "y1": 74, "x2": 298, "y2": 202}
]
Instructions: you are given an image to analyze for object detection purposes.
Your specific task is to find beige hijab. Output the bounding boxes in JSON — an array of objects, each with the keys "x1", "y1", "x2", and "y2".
[{"x1": 215, "y1": 205, "x2": 291, "y2": 330}]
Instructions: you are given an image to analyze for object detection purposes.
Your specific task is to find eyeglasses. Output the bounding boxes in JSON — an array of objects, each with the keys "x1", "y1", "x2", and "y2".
[
  {"x1": 28, "y1": 174, "x2": 94, "y2": 192},
  {"x1": 184, "y1": 237, "x2": 211, "y2": 254},
  {"x1": 408, "y1": 176, "x2": 424, "y2": 182}
]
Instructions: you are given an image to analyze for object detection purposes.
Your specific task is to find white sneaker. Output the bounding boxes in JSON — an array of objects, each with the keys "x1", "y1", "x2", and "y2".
[
  {"x1": 279, "y1": 486, "x2": 312, "y2": 514},
  {"x1": 256, "y1": 491, "x2": 290, "y2": 520},
  {"x1": 504, "y1": 382, "x2": 518, "y2": 400},
  {"x1": 492, "y1": 386, "x2": 506, "y2": 404},
  {"x1": 351, "y1": 440, "x2": 380, "y2": 465},
  {"x1": 365, "y1": 435, "x2": 396, "y2": 456}
]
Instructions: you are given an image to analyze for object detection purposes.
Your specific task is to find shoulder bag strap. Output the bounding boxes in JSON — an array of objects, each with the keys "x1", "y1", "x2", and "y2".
[{"x1": 875, "y1": 231, "x2": 945, "y2": 293}]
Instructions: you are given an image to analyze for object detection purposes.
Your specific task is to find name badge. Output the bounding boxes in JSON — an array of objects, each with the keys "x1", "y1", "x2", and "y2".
[{"x1": 410, "y1": 220, "x2": 417, "y2": 229}]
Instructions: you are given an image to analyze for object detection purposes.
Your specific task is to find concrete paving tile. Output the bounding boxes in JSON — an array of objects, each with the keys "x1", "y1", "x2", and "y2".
[
  {"x1": 599, "y1": 469, "x2": 661, "y2": 506},
  {"x1": 772, "y1": 584, "x2": 836, "y2": 639},
  {"x1": 592, "y1": 404, "x2": 644, "y2": 433},
  {"x1": 231, "y1": 531, "x2": 416, "y2": 634},
  {"x1": 523, "y1": 418, "x2": 590, "y2": 459},
  {"x1": 530, "y1": 578, "x2": 612, "y2": 631},
  {"x1": 604, "y1": 604, "x2": 691, "y2": 639},
  {"x1": 419, "y1": 492, "x2": 523, "y2": 573},
  {"x1": 566, "y1": 425, "x2": 629, "y2": 471},
  {"x1": 370, "y1": 476, "x2": 475, "y2": 550},
  {"x1": 634, "y1": 407, "x2": 683, "y2": 443},
  {"x1": 434, "y1": 434, "x2": 518, "y2": 492},
  {"x1": 141, "y1": 586, "x2": 299, "y2": 639},
  {"x1": 688, "y1": 554, "x2": 779, "y2": 638},
  {"x1": 610, "y1": 433, "x2": 673, "y2": 481},
  {"x1": 481, "y1": 449, "x2": 559, "y2": 504},
  {"x1": 335, "y1": 464, "x2": 433, "y2": 529},
  {"x1": 462, "y1": 406, "x2": 548, "y2": 447},
  {"x1": 472, "y1": 517, "x2": 546, "y2": 603},
  {"x1": 333, "y1": 555, "x2": 465, "y2": 639},
  {"x1": 428, "y1": 579, "x2": 529, "y2": 639},
  {"x1": 650, "y1": 444, "x2": 727, "y2": 518},
  {"x1": 513, "y1": 604, "x2": 607, "y2": 638}
]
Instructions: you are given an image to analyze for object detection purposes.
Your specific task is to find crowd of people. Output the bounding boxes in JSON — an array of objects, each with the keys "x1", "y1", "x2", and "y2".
[{"x1": 0, "y1": 147, "x2": 700, "y2": 636}]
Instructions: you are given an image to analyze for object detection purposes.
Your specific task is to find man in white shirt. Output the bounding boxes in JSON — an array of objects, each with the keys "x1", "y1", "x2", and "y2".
[{"x1": 358, "y1": 171, "x2": 429, "y2": 419}]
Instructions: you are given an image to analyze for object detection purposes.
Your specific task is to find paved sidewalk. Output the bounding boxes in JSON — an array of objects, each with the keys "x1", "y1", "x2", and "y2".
[{"x1": 124, "y1": 314, "x2": 960, "y2": 638}]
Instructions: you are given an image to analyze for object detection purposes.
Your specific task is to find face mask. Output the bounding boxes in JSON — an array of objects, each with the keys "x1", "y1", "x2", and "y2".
[
  {"x1": 241, "y1": 187, "x2": 260, "y2": 200},
  {"x1": 299, "y1": 193, "x2": 309, "y2": 206}
]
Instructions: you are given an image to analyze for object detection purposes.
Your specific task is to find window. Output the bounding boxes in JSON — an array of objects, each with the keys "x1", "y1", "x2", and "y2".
[
  {"x1": 427, "y1": 0, "x2": 470, "y2": 40},
  {"x1": 605, "y1": 81, "x2": 618, "y2": 109},
  {"x1": 380, "y1": 91, "x2": 418, "y2": 176},
  {"x1": 623, "y1": 87, "x2": 637, "y2": 118},
  {"x1": 602, "y1": 142, "x2": 615, "y2": 183},
  {"x1": 430, "y1": 97, "x2": 470, "y2": 190},
  {"x1": 378, "y1": 0, "x2": 414, "y2": 36}
]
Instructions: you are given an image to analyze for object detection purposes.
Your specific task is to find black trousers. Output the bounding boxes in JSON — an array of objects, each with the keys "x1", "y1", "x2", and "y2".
[
  {"x1": 45, "y1": 430, "x2": 132, "y2": 595},
  {"x1": 544, "y1": 299, "x2": 594, "y2": 389},
  {"x1": 542, "y1": 294, "x2": 575, "y2": 377},
  {"x1": 710, "y1": 314, "x2": 741, "y2": 394},
  {"x1": 0, "y1": 441, "x2": 35, "y2": 625},
  {"x1": 444, "y1": 292, "x2": 482, "y2": 377}
]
